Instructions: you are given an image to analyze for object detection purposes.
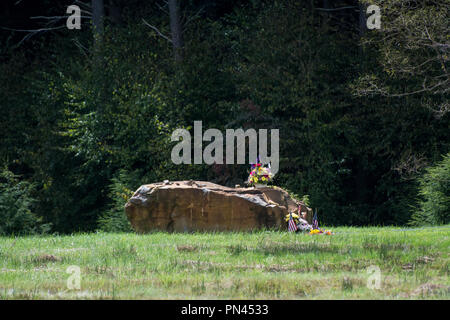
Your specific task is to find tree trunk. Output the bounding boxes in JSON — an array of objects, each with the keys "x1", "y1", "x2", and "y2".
[
  {"x1": 358, "y1": 2, "x2": 366, "y2": 37},
  {"x1": 92, "y1": 0, "x2": 105, "y2": 45},
  {"x1": 168, "y1": 0, "x2": 183, "y2": 62}
]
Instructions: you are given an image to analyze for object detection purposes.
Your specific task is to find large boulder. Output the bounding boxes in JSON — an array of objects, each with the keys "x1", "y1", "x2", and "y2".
[{"x1": 125, "y1": 180, "x2": 312, "y2": 233}]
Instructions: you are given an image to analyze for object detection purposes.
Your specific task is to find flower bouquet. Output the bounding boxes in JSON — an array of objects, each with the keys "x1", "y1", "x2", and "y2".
[{"x1": 247, "y1": 157, "x2": 273, "y2": 187}]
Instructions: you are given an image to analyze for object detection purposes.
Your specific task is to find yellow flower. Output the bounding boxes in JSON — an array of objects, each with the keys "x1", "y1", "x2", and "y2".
[{"x1": 285, "y1": 213, "x2": 299, "y2": 222}]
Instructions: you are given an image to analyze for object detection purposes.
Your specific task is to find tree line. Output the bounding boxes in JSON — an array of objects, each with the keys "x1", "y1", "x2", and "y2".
[{"x1": 0, "y1": 0, "x2": 448, "y2": 234}]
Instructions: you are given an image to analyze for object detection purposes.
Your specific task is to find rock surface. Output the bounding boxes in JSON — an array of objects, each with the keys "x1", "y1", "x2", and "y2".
[{"x1": 125, "y1": 180, "x2": 312, "y2": 233}]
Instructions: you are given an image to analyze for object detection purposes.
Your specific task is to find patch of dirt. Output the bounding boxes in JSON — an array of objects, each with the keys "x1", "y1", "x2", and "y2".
[
  {"x1": 401, "y1": 263, "x2": 414, "y2": 271},
  {"x1": 85, "y1": 265, "x2": 115, "y2": 276},
  {"x1": 33, "y1": 254, "x2": 61, "y2": 263},
  {"x1": 412, "y1": 283, "x2": 449, "y2": 296},
  {"x1": 176, "y1": 245, "x2": 197, "y2": 252},
  {"x1": 416, "y1": 256, "x2": 435, "y2": 264}
]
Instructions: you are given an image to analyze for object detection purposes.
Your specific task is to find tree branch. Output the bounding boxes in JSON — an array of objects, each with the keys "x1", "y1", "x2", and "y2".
[{"x1": 142, "y1": 19, "x2": 172, "y2": 43}]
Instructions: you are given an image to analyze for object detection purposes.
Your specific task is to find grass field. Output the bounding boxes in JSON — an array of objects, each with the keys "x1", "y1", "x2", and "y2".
[{"x1": 0, "y1": 226, "x2": 449, "y2": 299}]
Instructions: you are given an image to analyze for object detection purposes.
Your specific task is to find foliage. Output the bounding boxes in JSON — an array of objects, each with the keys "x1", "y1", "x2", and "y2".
[
  {"x1": 410, "y1": 153, "x2": 450, "y2": 226},
  {"x1": 358, "y1": 0, "x2": 449, "y2": 102},
  {"x1": 300, "y1": 195, "x2": 310, "y2": 207},
  {"x1": 0, "y1": 168, "x2": 50, "y2": 236},
  {"x1": 98, "y1": 170, "x2": 137, "y2": 232},
  {"x1": 0, "y1": 0, "x2": 449, "y2": 232}
]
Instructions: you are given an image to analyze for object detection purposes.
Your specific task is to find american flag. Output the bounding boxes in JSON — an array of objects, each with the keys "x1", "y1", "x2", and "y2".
[
  {"x1": 288, "y1": 213, "x2": 298, "y2": 232},
  {"x1": 312, "y1": 210, "x2": 319, "y2": 230}
]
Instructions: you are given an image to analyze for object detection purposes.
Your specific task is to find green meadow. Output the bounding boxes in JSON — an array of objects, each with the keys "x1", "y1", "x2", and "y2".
[{"x1": 0, "y1": 226, "x2": 449, "y2": 300}]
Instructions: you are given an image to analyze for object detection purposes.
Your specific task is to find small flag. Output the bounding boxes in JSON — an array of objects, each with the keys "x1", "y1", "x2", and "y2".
[
  {"x1": 312, "y1": 210, "x2": 319, "y2": 230},
  {"x1": 288, "y1": 213, "x2": 298, "y2": 232}
]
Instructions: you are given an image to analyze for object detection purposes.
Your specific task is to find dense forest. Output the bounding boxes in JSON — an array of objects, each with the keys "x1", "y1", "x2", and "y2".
[{"x1": 0, "y1": 0, "x2": 448, "y2": 234}]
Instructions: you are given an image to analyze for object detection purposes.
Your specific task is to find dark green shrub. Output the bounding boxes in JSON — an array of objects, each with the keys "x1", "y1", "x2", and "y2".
[
  {"x1": 0, "y1": 168, "x2": 50, "y2": 235},
  {"x1": 410, "y1": 153, "x2": 450, "y2": 225},
  {"x1": 97, "y1": 169, "x2": 136, "y2": 232}
]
